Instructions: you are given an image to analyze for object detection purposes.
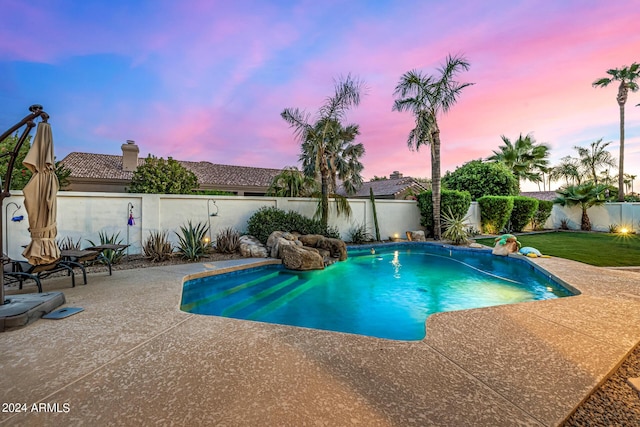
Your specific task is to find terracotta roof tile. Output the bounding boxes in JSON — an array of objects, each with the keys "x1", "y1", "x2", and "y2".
[
  {"x1": 60, "y1": 152, "x2": 282, "y2": 187},
  {"x1": 340, "y1": 177, "x2": 428, "y2": 198}
]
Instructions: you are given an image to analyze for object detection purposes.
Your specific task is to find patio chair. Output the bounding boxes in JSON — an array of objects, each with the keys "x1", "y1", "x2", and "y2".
[
  {"x1": 59, "y1": 249, "x2": 102, "y2": 284},
  {"x1": 3, "y1": 258, "x2": 76, "y2": 293}
]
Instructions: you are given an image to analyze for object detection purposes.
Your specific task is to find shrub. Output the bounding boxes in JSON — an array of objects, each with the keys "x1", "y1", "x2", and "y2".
[
  {"x1": 347, "y1": 223, "x2": 373, "y2": 244},
  {"x1": 442, "y1": 160, "x2": 519, "y2": 200},
  {"x1": 128, "y1": 155, "x2": 198, "y2": 194},
  {"x1": 216, "y1": 227, "x2": 240, "y2": 254},
  {"x1": 477, "y1": 196, "x2": 514, "y2": 234},
  {"x1": 175, "y1": 221, "x2": 209, "y2": 261},
  {"x1": 87, "y1": 232, "x2": 127, "y2": 265},
  {"x1": 416, "y1": 189, "x2": 471, "y2": 237},
  {"x1": 508, "y1": 197, "x2": 539, "y2": 233},
  {"x1": 441, "y1": 208, "x2": 470, "y2": 245},
  {"x1": 143, "y1": 230, "x2": 173, "y2": 262},
  {"x1": 57, "y1": 236, "x2": 81, "y2": 250},
  {"x1": 246, "y1": 207, "x2": 339, "y2": 244},
  {"x1": 531, "y1": 200, "x2": 554, "y2": 231}
]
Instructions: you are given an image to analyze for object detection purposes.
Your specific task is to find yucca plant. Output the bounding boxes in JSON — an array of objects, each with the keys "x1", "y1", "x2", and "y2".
[
  {"x1": 216, "y1": 227, "x2": 240, "y2": 254},
  {"x1": 57, "y1": 236, "x2": 81, "y2": 250},
  {"x1": 175, "y1": 221, "x2": 209, "y2": 260},
  {"x1": 143, "y1": 230, "x2": 173, "y2": 262},
  {"x1": 441, "y1": 208, "x2": 470, "y2": 245},
  {"x1": 87, "y1": 231, "x2": 127, "y2": 264}
]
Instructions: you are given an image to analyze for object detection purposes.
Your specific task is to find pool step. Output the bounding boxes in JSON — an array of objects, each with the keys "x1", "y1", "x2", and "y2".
[
  {"x1": 247, "y1": 278, "x2": 315, "y2": 320},
  {"x1": 181, "y1": 271, "x2": 281, "y2": 311},
  {"x1": 221, "y1": 275, "x2": 300, "y2": 317}
]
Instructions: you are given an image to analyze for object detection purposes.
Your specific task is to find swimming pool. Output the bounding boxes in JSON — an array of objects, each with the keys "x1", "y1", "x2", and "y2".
[{"x1": 181, "y1": 243, "x2": 575, "y2": 340}]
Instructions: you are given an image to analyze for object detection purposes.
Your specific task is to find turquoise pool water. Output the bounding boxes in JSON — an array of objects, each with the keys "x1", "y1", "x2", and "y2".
[{"x1": 181, "y1": 243, "x2": 574, "y2": 340}]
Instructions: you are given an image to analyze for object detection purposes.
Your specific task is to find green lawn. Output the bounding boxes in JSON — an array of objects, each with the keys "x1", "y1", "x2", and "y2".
[{"x1": 474, "y1": 231, "x2": 640, "y2": 267}]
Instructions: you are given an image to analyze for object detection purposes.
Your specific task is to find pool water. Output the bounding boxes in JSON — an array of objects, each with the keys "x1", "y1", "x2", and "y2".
[{"x1": 181, "y1": 244, "x2": 574, "y2": 340}]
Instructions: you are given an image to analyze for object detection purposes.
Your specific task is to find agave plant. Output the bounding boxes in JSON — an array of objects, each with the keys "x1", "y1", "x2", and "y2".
[
  {"x1": 175, "y1": 221, "x2": 209, "y2": 261},
  {"x1": 216, "y1": 227, "x2": 240, "y2": 254},
  {"x1": 87, "y1": 231, "x2": 126, "y2": 264},
  {"x1": 441, "y1": 208, "x2": 470, "y2": 245},
  {"x1": 143, "y1": 230, "x2": 173, "y2": 262},
  {"x1": 57, "y1": 236, "x2": 81, "y2": 251}
]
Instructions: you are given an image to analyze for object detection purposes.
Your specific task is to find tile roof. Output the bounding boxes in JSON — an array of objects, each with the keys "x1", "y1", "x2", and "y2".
[
  {"x1": 341, "y1": 177, "x2": 428, "y2": 198},
  {"x1": 59, "y1": 152, "x2": 282, "y2": 187},
  {"x1": 520, "y1": 191, "x2": 559, "y2": 201}
]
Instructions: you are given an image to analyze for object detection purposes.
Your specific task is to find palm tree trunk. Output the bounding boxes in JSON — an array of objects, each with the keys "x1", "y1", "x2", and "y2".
[
  {"x1": 581, "y1": 207, "x2": 591, "y2": 231},
  {"x1": 431, "y1": 131, "x2": 442, "y2": 240},
  {"x1": 320, "y1": 173, "x2": 330, "y2": 226},
  {"x1": 618, "y1": 100, "x2": 625, "y2": 201}
]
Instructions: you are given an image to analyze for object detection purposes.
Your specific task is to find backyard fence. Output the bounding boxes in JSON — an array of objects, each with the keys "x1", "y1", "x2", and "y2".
[{"x1": 3, "y1": 190, "x2": 637, "y2": 261}]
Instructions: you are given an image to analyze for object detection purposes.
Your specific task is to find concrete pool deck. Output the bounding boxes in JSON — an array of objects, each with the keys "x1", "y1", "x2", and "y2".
[{"x1": 1, "y1": 256, "x2": 639, "y2": 426}]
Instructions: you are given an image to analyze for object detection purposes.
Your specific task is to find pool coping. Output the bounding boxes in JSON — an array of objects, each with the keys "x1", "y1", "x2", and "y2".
[{"x1": 1, "y1": 251, "x2": 638, "y2": 426}]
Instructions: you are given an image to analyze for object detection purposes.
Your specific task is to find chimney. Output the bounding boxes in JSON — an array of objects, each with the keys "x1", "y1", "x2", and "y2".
[
  {"x1": 121, "y1": 140, "x2": 139, "y2": 172},
  {"x1": 390, "y1": 171, "x2": 403, "y2": 179}
]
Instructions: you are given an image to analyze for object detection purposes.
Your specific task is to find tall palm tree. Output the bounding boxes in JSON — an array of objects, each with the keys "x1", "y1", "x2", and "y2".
[
  {"x1": 393, "y1": 54, "x2": 473, "y2": 240},
  {"x1": 550, "y1": 156, "x2": 582, "y2": 187},
  {"x1": 593, "y1": 62, "x2": 640, "y2": 201},
  {"x1": 574, "y1": 138, "x2": 616, "y2": 185},
  {"x1": 553, "y1": 183, "x2": 609, "y2": 231},
  {"x1": 486, "y1": 133, "x2": 550, "y2": 190},
  {"x1": 281, "y1": 74, "x2": 365, "y2": 226}
]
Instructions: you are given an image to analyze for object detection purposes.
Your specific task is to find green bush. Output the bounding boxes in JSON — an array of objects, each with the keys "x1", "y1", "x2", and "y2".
[
  {"x1": 347, "y1": 223, "x2": 373, "y2": 244},
  {"x1": 477, "y1": 196, "x2": 514, "y2": 234},
  {"x1": 128, "y1": 155, "x2": 198, "y2": 194},
  {"x1": 246, "y1": 206, "x2": 340, "y2": 244},
  {"x1": 442, "y1": 160, "x2": 519, "y2": 200},
  {"x1": 175, "y1": 221, "x2": 209, "y2": 260},
  {"x1": 508, "y1": 197, "x2": 539, "y2": 232},
  {"x1": 416, "y1": 189, "x2": 471, "y2": 237},
  {"x1": 531, "y1": 200, "x2": 554, "y2": 230}
]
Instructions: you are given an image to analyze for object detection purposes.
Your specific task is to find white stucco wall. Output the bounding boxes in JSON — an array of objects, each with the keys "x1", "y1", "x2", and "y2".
[
  {"x1": 1, "y1": 191, "x2": 485, "y2": 260},
  {"x1": 547, "y1": 202, "x2": 640, "y2": 231}
]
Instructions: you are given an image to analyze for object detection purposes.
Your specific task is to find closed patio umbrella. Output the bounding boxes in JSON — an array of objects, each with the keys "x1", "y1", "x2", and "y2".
[{"x1": 21, "y1": 121, "x2": 60, "y2": 265}]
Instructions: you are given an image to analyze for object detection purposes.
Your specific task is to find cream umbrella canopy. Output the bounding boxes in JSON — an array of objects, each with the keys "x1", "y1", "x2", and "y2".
[{"x1": 21, "y1": 121, "x2": 60, "y2": 265}]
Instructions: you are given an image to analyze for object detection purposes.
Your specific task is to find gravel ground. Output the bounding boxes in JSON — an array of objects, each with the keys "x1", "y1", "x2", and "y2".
[{"x1": 54, "y1": 252, "x2": 640, "y2": 425}]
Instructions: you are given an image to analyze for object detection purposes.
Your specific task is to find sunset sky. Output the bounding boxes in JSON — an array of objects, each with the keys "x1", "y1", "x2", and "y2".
[{"x1": 1, "y1": 0, "x2": 639, "y2": 191}]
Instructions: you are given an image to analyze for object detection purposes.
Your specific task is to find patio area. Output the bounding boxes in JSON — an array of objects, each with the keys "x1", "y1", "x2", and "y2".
[{"x1": 1, "y1": 255, "x2": 639, "y2": 426}]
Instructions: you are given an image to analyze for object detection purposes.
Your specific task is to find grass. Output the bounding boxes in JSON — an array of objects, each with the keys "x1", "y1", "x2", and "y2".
[{"x1": 474, "y1": 231, "x2": 640, "y2": 267}]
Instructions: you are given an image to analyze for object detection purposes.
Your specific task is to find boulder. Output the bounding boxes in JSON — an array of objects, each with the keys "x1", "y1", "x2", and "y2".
[
  {"x1": 270, "y1": 236, "x2": 296, "y2": 259},
  {"x1": 298, "y1": 234, "x2": 324, "y2": 247},
  {"x1": 238, "y1": 235, "x2": 268, "y2": 258},
  {"x1": 280, "y1": 244, "x2": 324, "y2": 270},
  {"x1": 317, "y1": 237, "x2": 347, "y2": 261},
  {"x1": 406, "y1": 230, "x2": 426, "y2": 241}
]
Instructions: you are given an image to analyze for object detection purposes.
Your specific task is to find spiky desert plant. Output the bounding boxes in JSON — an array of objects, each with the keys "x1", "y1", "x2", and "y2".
[
  {"x1": 175, "y1": 221, "x2": 209, "y2": 260},
  {"x1": 441, "y1": 208, "x2": 470, "y2": 245},
  {"x1": 143, "y1": 230, "x2": 173, "y2": 262},
  {"x1": 57, "y1": 236, "x2": 81, "y2": 250},
  {"x1": 87, "y1": 231, "x2": 126, "y2": 264},
  {"x1": 216, "y1": 227, "x2": 240, "y2": 254}
]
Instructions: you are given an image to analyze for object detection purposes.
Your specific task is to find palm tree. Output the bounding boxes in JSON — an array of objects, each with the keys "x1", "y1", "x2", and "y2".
[
  {"x1": 281, "y1": 75, "x2": 365, "y2": 226},
  {"x1": 486, "y1": 133, "x2": 550, "y2": 190},
  {"x1": 574, "y1": 138, "x2": 616, "y2": 185},
  {"x1": 266, "y1": 166, "x2": 317, "y2": 197},
  {"x1": 553, "y1": 182, "x2": 609, "y2": 231},
  {"x1": 593, "y1": 62, "x2": 640, "y2": 201},
  {"x1": 625, "y1": 173, "x2": 637, "y2": 193},
  {"x1": 393, "y1": 54, "x2": 473, "y2": 240},
  {"x1": 550, "y1": 156, "x2": 581, "y2": 187}
]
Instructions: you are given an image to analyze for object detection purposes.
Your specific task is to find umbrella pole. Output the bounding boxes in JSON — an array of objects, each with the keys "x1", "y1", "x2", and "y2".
[{"x1": 0, "y1": 105, "x2": 49, "y2": 305}]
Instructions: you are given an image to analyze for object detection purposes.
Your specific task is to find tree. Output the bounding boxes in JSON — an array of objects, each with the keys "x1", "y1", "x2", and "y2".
[
  {"x1": 1, "y1": 132, "x2": 73, "y2": 190},
  {"x1": 393, "y1": 54, "x2": 473, "y2": 240},
  {"x1": 486, "y1": 133, "x2": 550, "y2": 189},
  {"x1": 574, "y1": 138, "x2": 616, "y2": 185},
  {"x1": 281, "y1": 74, "x2": 365, "y2": 226},
  {"x1": 553, "y1": 182, "x2": 609, "y2": 231},
  {"x1": 266, "y1": 166, "x2": 317, "y2": 197},
  {"x1": 549, "y1": 156, "x2": 581, "y2": 187},
  {"x1": 128, "y1": 155, "x2": 198, "y2": 194},
  {"x1": 442, "y1": 159, "x2": 518, "y2": 200},
  {"x1": 593, "y1": 62, "x2": 640, "y2": 201}
]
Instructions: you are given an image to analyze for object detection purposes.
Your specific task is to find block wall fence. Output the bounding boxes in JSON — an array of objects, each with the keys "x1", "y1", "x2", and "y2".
[{"x1": 2, "y1": 191, "x2": 638, "y2": 261}]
